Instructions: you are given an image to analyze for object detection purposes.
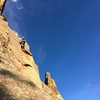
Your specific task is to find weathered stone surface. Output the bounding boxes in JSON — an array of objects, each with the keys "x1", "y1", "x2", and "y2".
[
  {"x1": 0, "y1": 16, "x2": 42, "y2": 89},
  {"x1": 0, "y1": 0, "x2": 6, "y2": 15},
  {"x1": 45, "y1": 72, "x2": 63, "y2": 100},
  {"x1": 0, "y1": 12, "x2": 63, "y2": 100}
]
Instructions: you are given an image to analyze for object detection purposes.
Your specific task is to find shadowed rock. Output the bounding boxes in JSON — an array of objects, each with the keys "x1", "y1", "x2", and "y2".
[
  {"x1": 0, "y1": 69, "x2": 36, "y2": 87},
  {"x1": 0, "y1": 84, "x2": 13, "y2": 100},
  {"x1": 0, "y1": 0, "x2": 6, "y2": 15},
  {"x1": 45, "y1": 72, "x2": 63, "y2": 100}
]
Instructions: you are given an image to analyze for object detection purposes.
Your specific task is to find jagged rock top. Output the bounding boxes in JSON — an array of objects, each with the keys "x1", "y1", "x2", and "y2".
[
  {"x1": 45, "y1": 72, "x2": 63, "y2": 100},
  {"x1": 0, "y1": 0, "x2": 6, "y2": 15}
]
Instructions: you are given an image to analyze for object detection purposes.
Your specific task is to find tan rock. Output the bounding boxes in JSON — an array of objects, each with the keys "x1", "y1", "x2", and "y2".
[
  {"x1": 0, "y1": 4, "x2": 63, "y2": 98},
  {"x1": 0, "y1": 16, "x2": 42, "y2": 89},
  {"x1": 45, "y1": 72, "x2": 63, "y2": 100},
  {"x1": 0, "y1": 0, "x2": 6, "y2": 15}
]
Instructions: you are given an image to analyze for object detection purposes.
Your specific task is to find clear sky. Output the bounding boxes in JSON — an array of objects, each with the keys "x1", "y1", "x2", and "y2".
[{"x1": 3, "y1": 0, "x2": 100, "y2": 100}]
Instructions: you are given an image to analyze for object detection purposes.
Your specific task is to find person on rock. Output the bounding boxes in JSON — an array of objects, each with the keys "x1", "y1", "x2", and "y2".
[
  {"x1": 20, "y1": 37, "x2": 26, "y2": 49},
  {"x1": 0, "y1": 0, "x2": 6, "y2": 15},
  {"x1": 20, "y1": 37, "x2": 32, "y2": 56}
]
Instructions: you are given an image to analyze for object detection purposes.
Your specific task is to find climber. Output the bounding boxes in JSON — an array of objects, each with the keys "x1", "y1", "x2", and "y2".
[
  {"x1": 0, "y1": 0, "x2": 6, "y2": 15},
  {"x1": 20, "y1": 37, "x2": 32, "y2": 56},
  {"x1": 20, "y1": 37, "x2": 26, "y2": 49}
]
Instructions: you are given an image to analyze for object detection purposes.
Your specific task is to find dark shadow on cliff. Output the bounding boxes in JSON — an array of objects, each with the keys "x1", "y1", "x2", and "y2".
[
  {"x1": 23, "y1": 64, "x2": 32, "y2": 67},
  {"x1": 0, "y1": 69, "x2": 36, "y2": 88},
  {"x1": 0, "y1": 84, "x2": 13, "y2": 100},
  {"x1": 22, "y1": 49, "x2": 32, "y2": 56}
]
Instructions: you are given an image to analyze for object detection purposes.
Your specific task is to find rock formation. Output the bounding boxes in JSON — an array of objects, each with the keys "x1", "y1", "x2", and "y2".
[
  {"x1": 44, "y1": 72, "x2": 63, "y2": 100},
  {"x1": 0, "y1": 2, "x2": 63, "y2": 100},
  {"x1": 0, "y1": 0, "x2": 6, "y2": 15}
]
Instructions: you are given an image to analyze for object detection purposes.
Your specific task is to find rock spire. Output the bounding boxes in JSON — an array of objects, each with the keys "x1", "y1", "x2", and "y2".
[{"x1": 0, "y1": 0, "x2": 6, "y2": 15}]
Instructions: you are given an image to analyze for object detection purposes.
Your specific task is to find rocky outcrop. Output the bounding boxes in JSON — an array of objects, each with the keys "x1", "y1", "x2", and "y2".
[
  {"x1": 44, "y1": 72, "x2": 63, "y2": 100},
  {"x1": 0, "y1": 16, "x2": 42, "y2": 89},
  {"x1": 0, "y1": 0, "x2": 6, "y2": 15},
  {"x1": 0, "y1": 2, "x2": 63, "y2": 99}
]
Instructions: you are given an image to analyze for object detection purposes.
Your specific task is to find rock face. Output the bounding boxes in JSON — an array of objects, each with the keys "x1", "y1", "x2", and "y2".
[
  {"x1": 0, "y1": 0, "x2": 6, "y2": 15},
  {"x1": 0, "y1": 3, "x2": 63, "y2": 99},
  {"x1": 45, "y1": 72, "x2": 63, "y2": 100}
]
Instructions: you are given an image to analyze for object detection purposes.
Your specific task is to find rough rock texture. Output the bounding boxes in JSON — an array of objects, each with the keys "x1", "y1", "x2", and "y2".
[
  {"x1": 0, "y1": 0, "x2": 6, "y2": 15},
  {"x1": 0, "y1": 16, "x2": 42, "y2": 89},
  {"x1": 0, "y1": 14, "x2": 63, "y2": 100},
  {"x1": 45, "y1": 72, "x2": 63, "y2": 100}
]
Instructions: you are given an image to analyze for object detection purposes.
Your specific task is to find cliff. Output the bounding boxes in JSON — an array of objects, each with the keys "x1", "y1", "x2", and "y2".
[{"x1": 0, "y1": 9, "x2": 63, "y2": 100}]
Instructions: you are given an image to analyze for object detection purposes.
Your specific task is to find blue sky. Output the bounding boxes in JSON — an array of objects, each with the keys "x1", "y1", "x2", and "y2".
[{"x1": 3, "y1": 0, "x2": 100, "y2": 100}]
